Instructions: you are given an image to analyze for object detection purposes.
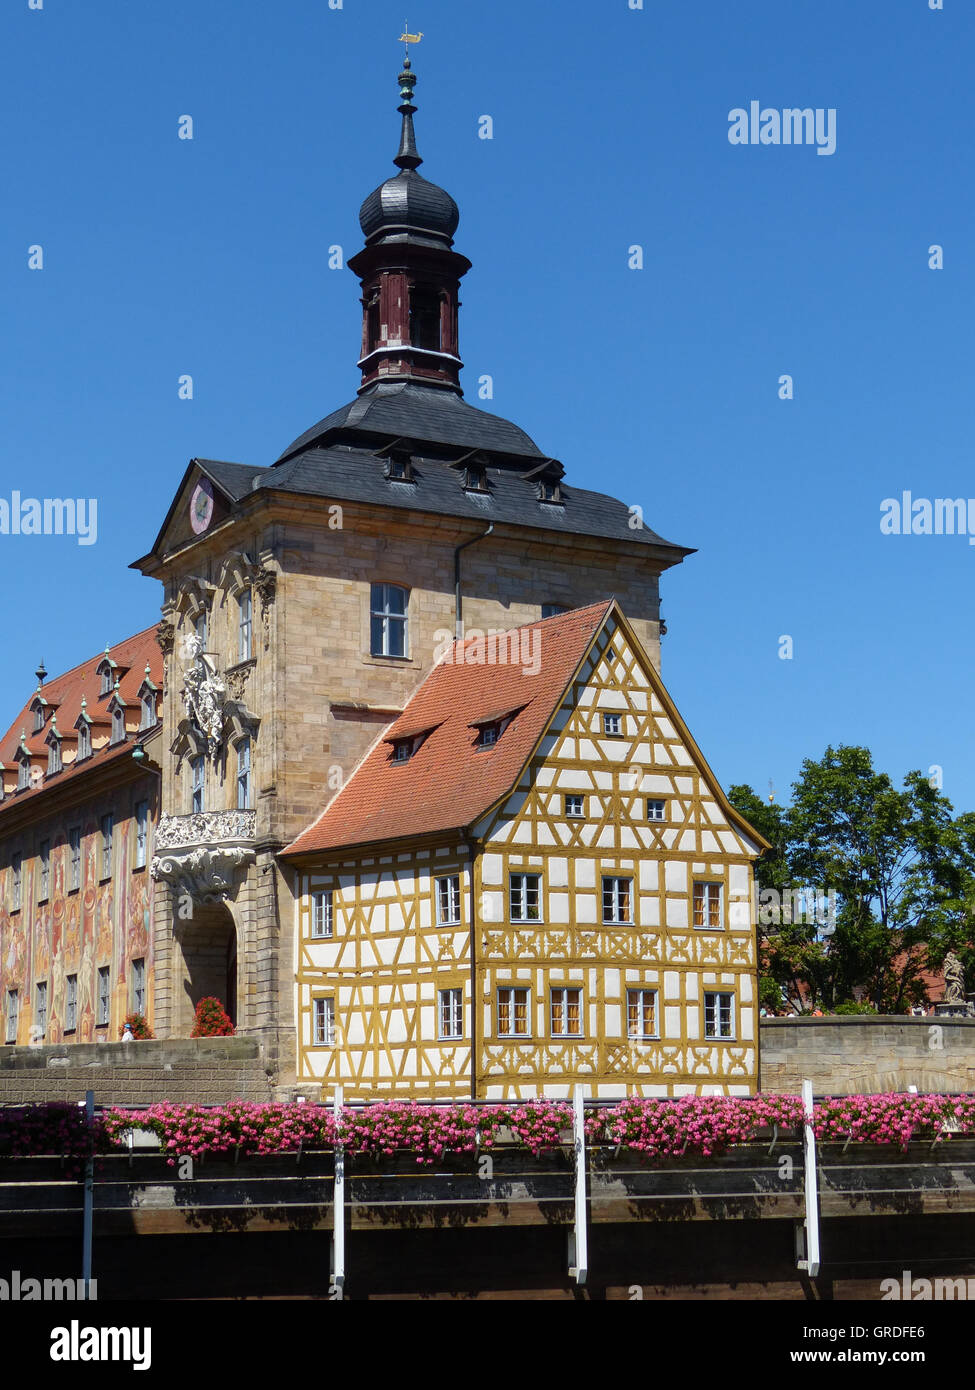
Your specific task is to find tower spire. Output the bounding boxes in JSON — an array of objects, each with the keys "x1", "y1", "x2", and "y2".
[{"x1": 394, "y1": 33, "x2": 423, "y2": 172}]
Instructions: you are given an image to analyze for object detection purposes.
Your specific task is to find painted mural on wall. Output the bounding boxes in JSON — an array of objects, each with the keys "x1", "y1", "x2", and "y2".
[{"x1": 0, "y1": 787, "x2": 155, "y2": 1045}]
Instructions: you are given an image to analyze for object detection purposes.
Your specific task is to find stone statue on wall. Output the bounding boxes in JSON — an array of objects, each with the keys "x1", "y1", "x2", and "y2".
[
  {"x1": 943, "y1": 951, "x2": 967, "y2": 1005},
  {"x1": 180, "y1": 634, "x2": 226, "y2": 759}
]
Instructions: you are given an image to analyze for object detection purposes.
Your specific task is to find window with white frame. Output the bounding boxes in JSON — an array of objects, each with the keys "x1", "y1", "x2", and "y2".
[
  {"x1": 236, "y1": 737, "x2": 251, "y2": 810},
  {"x1": 313, "y1": 996, "x2": 335, "y2": 1046},
  {"x1": 693, "y1": 881, "x2": 723, "y2": 929},
  {"x1": 97, "y1": 967, "x2": 110, "y2": 1027},
  {"x1": 35, "y1": 981, "x2": 47, "y2": 1038},
  {"x1": 602, "y1": 713, "x2": 622, "y2": 737},
  {"x1": 5, "y1": 989, "x2": 18, "y2": 1044},
  {"x1": 39, "y1": 840, "x2": 50, "y2": 900},
  {"x1": 497, "y1": 986, "x2": 530, "y2": 1037},
  {"x1": 311, "y1": 890, "x2": 333, "y2": 939},
  {"x1": 602, "y1": 876, "x2": 632, "y2": 924},
  {"x1": 509, "y1": 873, "x2": 541, "y2": 922},
  {"x1": 370, "y1": 583, "x2": 409, "y2": 658},
  {"x1": 135, "y1": 800, "x2": 149, "y2": 869},
  {"x1": 111, "y1": 706, "x2": 125, "y2": 745},
  {"x1": 436, "y1": 875, "x2": 461, "y2": 926},
  {"x1": 565, "y1": 794, "x2": 585, "y2": 818},
  {"x1": 391, "y1": 738, "x2": 412, "y2": 763},
  {"x1": 704, "y1": 991, "x2": 735, "y2": 1039},
  {"x1": 190, "y1": 756, "x2": 205, "y2": 814},
  {"x1": 438, "y1": 988, "x2": 463, "y2": 1040},
  {"x1": 131, "y1": 958, "x2": 146, "y2": 1015},
  {"x1": 476, "y1": 723, "x2": 500, "y2": 749},
  {"x1": 646, "y1": 799, "x2": 666, "y2": 821},
  {"x1": 627, "y1": 989, "x2": 658, "y2": 1039},
  {"x1": 100, "y1": 814, "x2": 113, "y2": 880},
  {"x1": 238, "y1": 588, "x2": 253, "y2": 663},
  {"x1": 65, "y1": 974, "x2": 78, "y2": 1032},
  {"x1": 11, "y1": 853, "x2": 22, "y2": 911},
  {"x1": 550, "y1": 987, "x2": 583, "y2": 1037},
  {"x1": 69, "y1": 827, "x2": 81, "y2": 891}
]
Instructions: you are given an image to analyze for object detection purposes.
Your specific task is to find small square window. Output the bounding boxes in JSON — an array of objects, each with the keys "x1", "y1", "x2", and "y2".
[
  {"x1": 391, "y1": 740, "x2": 412, "y2": 763},
  {"x1": 704, "y1": 991, "x2": 735, "y2": 1039},
  {"x1": 693, "y1": 881, "x2": 723, "y2": 930},
  {"x1": 311, "y1": 891, "x2": 333, "y2": 939},
  {"x1": 647, "y1": 799, "x2": 666, "y2": 822},
  {"x1": 477, "y1": 724, "x2": 499, "y2": 749},
  {"x1": 436, "y1": 875, "x2": 461, "y2": 926},
  {"x1": 602, "y1": 713, "x2": 622, "y2": 737},
  {"x1": 497, "y1": 987, "x2": 530, "y2": 1038},
  {"x1": 314, "y1": 997, "x2": 335, "y2": 1046},
  {"x1": 438, "y1": 988, "x2": 463, "y2": 1040},
  {"x1": 565, "y1": 794, "x2": 585, "y2": 818}
]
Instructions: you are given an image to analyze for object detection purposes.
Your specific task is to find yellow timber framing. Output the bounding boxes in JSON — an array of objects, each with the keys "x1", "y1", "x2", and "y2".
[{"x1": 290, "y1": 600, "x2": 768, "y2": 1101}]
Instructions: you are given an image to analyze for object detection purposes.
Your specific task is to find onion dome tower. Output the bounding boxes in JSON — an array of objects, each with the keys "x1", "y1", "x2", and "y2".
[{"x1": 348, "y1": 54, "x2": 471, "y2": 396}]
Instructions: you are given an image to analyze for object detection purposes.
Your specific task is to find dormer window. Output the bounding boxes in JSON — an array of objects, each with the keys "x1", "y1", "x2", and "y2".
[
  {"x1": 98, "y1": 663, "x2": 114, "y2": 696},
  {"x1": 469, "y1": 704, "x2": 524, "y2": 751},
  {"x1": 77, "y1": 722, "x2": 92, "y2": 760},
  {"x1": 539, "y1": 478, "x2": 561, "y2": 503},
  {"x1": 464, "y1": 464, "x2": 487, "y2": 492},
  {"x1": 383, "y1": 721, "x2": 440, "y2": 766},
  {"x1": 17, "y1": 758, "x2": 29, "y2": 791},
  {"x1": 31, "y1": 700, "x2": 46, "y2": 732},
  {"x1": 140, "y1": 693, "x2": 156, "y2": 730},
  {"x1": 111, "y1": 707, "x2": 125, "y2": 744},
  {"x1": 385, "y1": 452, "x2": 415, "y2": 482},
  {"x1": 391, "y1": 739, "x2": 412, "y2": 764},
  {"x1": 477, "y1": 724, "x2": 499, "y2": 748},
  {"x1": 47, "y1": 739, "x2": 61, "y2": 776}
]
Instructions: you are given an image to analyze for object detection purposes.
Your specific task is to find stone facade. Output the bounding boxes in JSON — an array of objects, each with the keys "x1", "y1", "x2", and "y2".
[{"x1": 760, "y1": 1015, "x2": 975, "y2": 1094}]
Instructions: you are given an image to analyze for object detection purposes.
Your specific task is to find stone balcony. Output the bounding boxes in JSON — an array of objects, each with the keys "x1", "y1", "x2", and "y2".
[{"x1": 151, "y1": 810, "x2": 257, "y2": 903}]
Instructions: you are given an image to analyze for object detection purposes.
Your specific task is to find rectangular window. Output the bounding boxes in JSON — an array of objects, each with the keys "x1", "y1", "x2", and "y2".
[
  {"x1": 436, "y1": 875, "x2": 461, "y2": 926},
  {"x1": 311, "y1": 890, "x2": 333, "y2": 939},
  {"x1": 509, "y1": 873, "x2": 542, "y2": 922},
  {"x1": 65, "y1": 974, "x2": 78, "y2": 1033},
  {"x1": 602, "y1": 876, "x2": 632, "y2": 924},
  {"x1": 627, "y1": 989, "x2": 658, "y2": 1039},
  {"x1": 191, "y1": 756, "x2": 205, "y2": 814},
  {"x1": 140, "y1": 694, "x2": 156, "y2": 731},
  {"x1": 704, "y1": 991, "x2": 735, "y2": 1039},
  {"x1": 646, "y1": 799, "x2": 666, "y2": 822},
  {"x1": 236, "y1": 738, "x2": 251, "y2": 810},
  {"x1": 6, "y1": 990, "x2": 19, "y2": 1044},
  {"x1": 100, "y1": 814, "x2": 114, "y2": 880},
  {"x1": 97, "y1": 967, "x2": 111, "y2": 1028},
  {"x1": 602, "y1": 713, "x2": 622, "y2": 737},
  {"x1": 565, "y1": 794, "x2": 585, "y2": 818},
  {"x1": 135, "y1": 800, "x2": 149, "y2": 869},
  {"x1": 39, "y1": 840, "x2": 50, "y2": 900},
  {"x1": 11, "y1": 853, "x2": 22, "y2": 911},
  {"x1": 238, "y1": 588, "x2": 253, "y2": 662},
  {"x1": 194, "y1": 610, "x2": 208, "y2": 648},
  {"x1": 131, "y1": 958, "x2": 146, "y2": 1016},
  {"x1": 497, "y1": 987, "x2": 531, "y2": 1038},
  {"x1": 35, "y1": 981, "x2": 47, "y2": 1039},
  {"x1": 370, "y1": 583, "x2": 409, "y2": 658},
  {"x1": 313, "y1": 996, "x2": 335, "y2": 1046},
  {"x1": 541, "y1": 603, "x2": 567, "y2": 619},
  {"x1": 69, "y1": 827, "x2": 81, "y2": 892},
  {"x1": 438, "y1": 988, "x2": 463, "y2": 1040},
  {"x1": 693, "y1": 881, "x2": 723, "y2": 929},
  {"x1": 550, "y1": 987, "x2": 583, "y2": 1038}
]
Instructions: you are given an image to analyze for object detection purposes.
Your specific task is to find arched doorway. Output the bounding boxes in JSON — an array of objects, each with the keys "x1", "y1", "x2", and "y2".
[{"x1": 175, "y1": 900, "x2": 238, "y2": 1035}]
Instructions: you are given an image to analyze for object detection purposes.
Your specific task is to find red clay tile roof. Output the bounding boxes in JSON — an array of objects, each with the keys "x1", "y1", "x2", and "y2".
[
  {"x1": 284, "y1": 602, "x2": 614, "y2": 857},
  {"x1": 0, "y1": 627, "x2": 162, "y2": 813}
]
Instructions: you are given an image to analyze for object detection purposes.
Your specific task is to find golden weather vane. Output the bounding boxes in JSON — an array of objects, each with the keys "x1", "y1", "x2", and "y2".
[{"x1": 400, "y1": 22, "x2": 423, "y2": 57}]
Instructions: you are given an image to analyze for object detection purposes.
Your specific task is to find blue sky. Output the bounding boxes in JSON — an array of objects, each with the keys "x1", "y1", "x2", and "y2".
[{"x1": 1, "y1": 0, "x2": 971, "y2": 813}]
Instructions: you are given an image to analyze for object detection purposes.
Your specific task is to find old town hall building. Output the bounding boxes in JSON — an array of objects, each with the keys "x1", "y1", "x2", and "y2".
[{"x1": 0, "y1": 56, "x2": 765, "y2": 1097}]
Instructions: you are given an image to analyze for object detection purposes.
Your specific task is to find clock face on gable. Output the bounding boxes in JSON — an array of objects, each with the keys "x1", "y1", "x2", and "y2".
[{"x1": 189, "y1": 479, "x2": 214, "y2": 534}]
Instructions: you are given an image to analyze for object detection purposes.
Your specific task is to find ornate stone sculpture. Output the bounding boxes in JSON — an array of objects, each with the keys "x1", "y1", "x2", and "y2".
[
  {"x1": 253, "y1": 567, "x2": 277, "y2": 650},
  {"x1": 943, "y1": 951, "x2": 966, "y2": 1004},
  {"x1": 180, "y1": 635, "x2": 226, "y2": 758},
  {"x1": 156, "y1": 618, "x2": 175, "y2": 656}
]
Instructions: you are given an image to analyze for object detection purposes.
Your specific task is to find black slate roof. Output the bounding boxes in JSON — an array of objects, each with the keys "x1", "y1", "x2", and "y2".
[
  {"x1": 276, "y1": 382, "x2": 546, "y2": 464},
  {"x1": 196, "y1": 445, "x2": 691, "y2": 555}
]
